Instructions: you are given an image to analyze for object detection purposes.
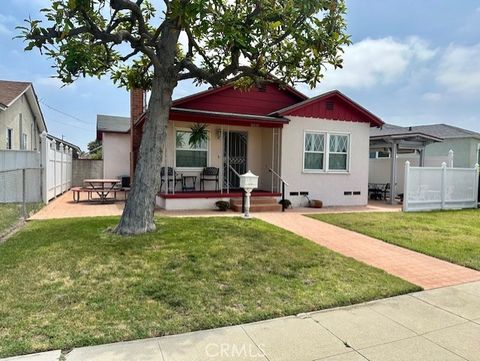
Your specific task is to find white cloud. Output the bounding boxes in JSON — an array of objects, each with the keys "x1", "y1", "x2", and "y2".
[
  {"x1": 318, "y1": 37, "x2": 437, "y2": 89},
  {"x1": 436, "y1": 44, "x2": 480, "y2": 95}
]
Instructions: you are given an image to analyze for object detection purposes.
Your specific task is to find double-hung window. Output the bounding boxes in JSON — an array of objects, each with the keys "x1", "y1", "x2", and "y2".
[
  {"x1": 175, "y1": 129, "x2": 208, "y2": 168},
  {"x1": 304, "y1": 132, "x2": 325, "y2": 170},
  {"x1": 6, "y1": 128, "x2": 13, "y2": 150},
  {"x1": 328, "y1": 134, "x2": 349, "y2": 171},
  {"x1": 21, "y1": 133, "x2": 27, "y2": 150}
]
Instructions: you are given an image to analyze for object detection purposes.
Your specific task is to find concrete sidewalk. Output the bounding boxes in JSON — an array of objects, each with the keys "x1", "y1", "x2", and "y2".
[
  {"x1": 256, "y1": 213, "x2": 480, "y2": 289},
  {"x1": 4, "y1": 281, "x2": 480, "y2": 361}
]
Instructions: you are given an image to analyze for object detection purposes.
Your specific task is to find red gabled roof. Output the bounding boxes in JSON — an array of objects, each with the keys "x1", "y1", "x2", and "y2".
[
  {"x1": 270, "y1": 90, "x2": 384, "y2": 127},
  {"x1": 172, "y1": 83, "x2": 307, "y2": 116}
]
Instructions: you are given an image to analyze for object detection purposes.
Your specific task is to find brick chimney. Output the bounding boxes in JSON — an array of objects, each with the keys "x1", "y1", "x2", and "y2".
[
  {"x1": 130, "y1": 87, "x2": 145, "y2": 124},
  {"x1": 130, "y1": 88, "x2": 145, "y2": 177}
]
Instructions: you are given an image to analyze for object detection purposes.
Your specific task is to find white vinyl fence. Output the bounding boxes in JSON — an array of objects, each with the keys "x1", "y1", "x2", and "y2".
[
  {"x1": 403, "y1": 161, "x2": 479, "y2": 212},
  {"x1": 0, "y1": 134, "x2": 73, "y2": 205},
  {"x1": 41, "y1": 133, "x2": 73, "y2": 203}
]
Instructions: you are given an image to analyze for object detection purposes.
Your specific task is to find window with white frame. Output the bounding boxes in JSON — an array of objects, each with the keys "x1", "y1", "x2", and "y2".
[
  {"x1": 303, "y1": 132, "x2": 350, "y2": 172},
  {"x1": 304, "y1": 132, "x2": 325, "y2": 170},
  {"x1": 175, "y1": 129, "x2": 208, "y2": 168},
  {"x1": 328, "y1": 134, "x2": 349, "y2": 171},
  {"x1": 21, "y1": 133, "x2": 27, "y2": 150},
  {"x1": 6, "y1": 128, "x2": 13, "y2": 150},
  {"x1": 369, "y1": 150, "x2": 390, "y2": 159}
]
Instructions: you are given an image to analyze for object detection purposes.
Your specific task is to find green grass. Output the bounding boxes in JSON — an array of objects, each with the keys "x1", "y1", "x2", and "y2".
[
  {"x1": 0, "y1": 216, "x2": 418, "y2": 357},
  {"x1": 0, "y1": 203, "x2": 43, "y2": 236},
  {"x1": 310, "y1": 210, "x2": 480, "y2": 270}
]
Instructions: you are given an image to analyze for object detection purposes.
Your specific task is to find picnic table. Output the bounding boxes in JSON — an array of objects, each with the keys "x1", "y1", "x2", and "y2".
[{"x1": 81, "y1": 178, "x2": 121, "y2": 202}]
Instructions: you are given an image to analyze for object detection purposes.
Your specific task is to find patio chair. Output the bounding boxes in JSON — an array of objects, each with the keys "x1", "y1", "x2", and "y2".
[
  {"x1": 200, "y1": 167, "x2": 220, "y2": 191},
  {"x1": 160, "y1": 167, "x2": 182, "y2": 192}
]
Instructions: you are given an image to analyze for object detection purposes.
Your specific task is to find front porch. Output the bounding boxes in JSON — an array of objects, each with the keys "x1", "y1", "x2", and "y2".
[
  {"x1": 156, "y1": 114, "x2": 285, "y2": 210},
  {"x1": 157, "y1": 189, "x2": 282, "y2": 211}
]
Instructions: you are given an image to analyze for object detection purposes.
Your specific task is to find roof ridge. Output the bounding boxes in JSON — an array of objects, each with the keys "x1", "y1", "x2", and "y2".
[{"x1": 411, "y1": 123, "x2": 480, "y2": 137}]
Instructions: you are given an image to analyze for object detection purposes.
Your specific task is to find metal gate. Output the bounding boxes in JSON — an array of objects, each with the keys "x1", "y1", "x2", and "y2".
[{"x1": 224, "y1": 131, "x2": 247, "y2": 189}]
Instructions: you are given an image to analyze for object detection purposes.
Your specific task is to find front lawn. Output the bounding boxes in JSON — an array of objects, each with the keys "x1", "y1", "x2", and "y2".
[
  {"x1": 311, "y1": 210, "x2": 480, "y2": 270},
  {"x1": 0, "y1": 216, "x2": 418, "y2": 357}
]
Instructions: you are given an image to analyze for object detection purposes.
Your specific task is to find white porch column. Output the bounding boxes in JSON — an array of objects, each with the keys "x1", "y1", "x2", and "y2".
[
  {"x1": 419, "y1": 148, "x2": 426, "y2": 167},
  {"x1": 220, "y1": 125, "x2": 224, "y2": 194},
  {"x1": 389, "y1": 142, "x2": 398, "y2": 204},
  {"x1": 448, "y1": 149, "x2": 454, "y2": 168}
]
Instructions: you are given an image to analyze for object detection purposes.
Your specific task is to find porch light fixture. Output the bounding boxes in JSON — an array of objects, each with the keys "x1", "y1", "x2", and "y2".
[{"x1": 215, "y1": 128, "x2": 222, "y2": 139}]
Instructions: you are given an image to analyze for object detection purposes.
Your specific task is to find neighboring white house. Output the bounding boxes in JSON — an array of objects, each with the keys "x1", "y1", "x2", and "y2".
[
  {"x1": 0, "y1": 80, "x2": 80, "y2": 203},
  {"x1": 96, "y1": 114, "x2": 131, "y2": 179},
  {"x1": 0, "y1": 80, "x2": 47, "y2": 151},
  {"x1": 369, "y1": 123, "x2": 480, "y2": 192},
  {"x1": 97, "y1": 85, "x2": 384, "y2": 210}
]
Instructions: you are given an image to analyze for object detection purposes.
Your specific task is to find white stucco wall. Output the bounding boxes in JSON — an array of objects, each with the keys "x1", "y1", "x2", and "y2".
[
  {"x1": 102, "y1": 132, "x2": 130, "y2": 179},
  {"x1": 0, "y1": 94, "x2": 40, "y2": 151},
  {"x1": 281, "y1": 116, "x2": 371, "y2": 207}
]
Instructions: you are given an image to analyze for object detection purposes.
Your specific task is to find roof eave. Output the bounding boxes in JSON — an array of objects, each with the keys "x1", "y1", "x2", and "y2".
[
  {"x1": 271, "y1": 90, "x2": 384, "y2": 127},
  {"x1": 24, "y1": 85, "x2": 47, "y2": 133}
]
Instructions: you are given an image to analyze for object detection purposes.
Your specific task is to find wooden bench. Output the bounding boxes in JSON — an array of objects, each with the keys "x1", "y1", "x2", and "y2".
[
  {"x1": 71, "y1": 187, "x2": 118, "y2": 203},
  {"x1": 72, "y1": 187, "x2": 131, "y2": 203}
]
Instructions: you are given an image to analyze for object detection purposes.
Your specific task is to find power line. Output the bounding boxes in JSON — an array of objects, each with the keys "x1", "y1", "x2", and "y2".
[
  {"x1": 47, "y1": 118, "x2": 92, "y2": 132},
  {"x1": 39, "y1": 99, "x2": 92, "y2": 125}
]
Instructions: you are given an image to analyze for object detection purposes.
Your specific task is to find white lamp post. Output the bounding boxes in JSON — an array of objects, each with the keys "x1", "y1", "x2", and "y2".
[{"x1": 239, "y1": 170, "x2": 259, "y2": 218}]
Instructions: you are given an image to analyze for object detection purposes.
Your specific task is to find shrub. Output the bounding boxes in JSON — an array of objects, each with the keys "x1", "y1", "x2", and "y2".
[
  {"x1": 215, "y1": 201, "x2": 230, "y2": 211},
  {"x1": 278, "y1": 199, "x2": 292, "y2": 209}
]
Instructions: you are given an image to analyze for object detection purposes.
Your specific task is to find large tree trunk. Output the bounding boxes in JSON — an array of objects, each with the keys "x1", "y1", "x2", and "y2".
[
  {"x1": 114, "y1": 17, "x2": 181, "y2": 235},
  {"x1": 115, "y1": 73, "x2": 176, "y2": 235}
]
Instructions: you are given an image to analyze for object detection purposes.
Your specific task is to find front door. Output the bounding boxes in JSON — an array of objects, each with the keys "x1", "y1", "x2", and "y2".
[{"x1": 224, "y1": 131, "x2": 248, "y2": 189}]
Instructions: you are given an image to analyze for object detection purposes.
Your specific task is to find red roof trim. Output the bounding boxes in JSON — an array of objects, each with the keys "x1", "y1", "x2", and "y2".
[
  {"x1": 271, "y1": 90, "x2": 384, "y2": 127},
  {"x1": 169, "y1": 108, "x2": 287, "y2": 128},
  {"x1": 172, "y1": 82, "x2": 307, "y2": 108}
]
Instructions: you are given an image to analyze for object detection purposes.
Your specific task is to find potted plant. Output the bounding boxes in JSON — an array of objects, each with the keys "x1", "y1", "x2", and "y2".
[
  {"x1": 278, "y1": 199, "x2": 292, "y2": 209},
  {"x1": 215, "y1": 200, "x2": 230, "y2": 211},
  {"x1": 189, "y1": 123, "x2": 208, "y2": 147}
]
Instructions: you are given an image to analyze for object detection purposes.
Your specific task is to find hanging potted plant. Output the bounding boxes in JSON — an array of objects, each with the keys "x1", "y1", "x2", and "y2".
[{"x1": 189, "y1": 123, "x2": 209, "y2": 147}]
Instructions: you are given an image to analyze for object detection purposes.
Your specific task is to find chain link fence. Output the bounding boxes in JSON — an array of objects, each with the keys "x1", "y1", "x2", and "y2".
[{"x1": 0, "y1": 168, "x2": 42, "y2": 219}]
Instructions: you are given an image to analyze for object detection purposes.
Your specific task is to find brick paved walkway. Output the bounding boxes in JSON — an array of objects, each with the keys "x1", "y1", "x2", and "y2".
[{"x1": 256, "y1": 213, "x2": 480, "y2": 289}]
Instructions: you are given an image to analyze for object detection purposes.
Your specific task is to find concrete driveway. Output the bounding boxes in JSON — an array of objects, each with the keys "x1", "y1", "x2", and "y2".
[{"x1": 4, "y1": 281, "x2": 480, "y2": 361}]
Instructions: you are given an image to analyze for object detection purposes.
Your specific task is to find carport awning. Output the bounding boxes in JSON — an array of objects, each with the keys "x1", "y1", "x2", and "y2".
[
  {"x1": 370, "y1": 132, "x2": 443, "y2": 152},
  {"x1": 369, "y1": 129, "x2": 443, "y2": 204}
]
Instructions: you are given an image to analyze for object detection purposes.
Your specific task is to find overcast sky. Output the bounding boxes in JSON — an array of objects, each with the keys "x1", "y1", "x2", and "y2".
[{"x1": 1, "y1": 0, "x2": 479, "y2": 150}]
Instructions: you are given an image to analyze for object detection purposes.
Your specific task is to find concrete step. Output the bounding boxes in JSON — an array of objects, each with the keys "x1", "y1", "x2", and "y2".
[
  {"x1": 230, "y1": 197, "x2": 282, "y2": 212},
  {"x1": 230, "y1": 197, "x2": 278, "y2": 206},
  {"x1": 231, "y1": 203, "x2": 283, "y2": 212}
]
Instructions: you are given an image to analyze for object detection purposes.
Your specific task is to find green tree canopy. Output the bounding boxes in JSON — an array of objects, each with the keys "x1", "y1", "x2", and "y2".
[{"x1": 18, "y1": 0, "x2": 350, "y2": 234}]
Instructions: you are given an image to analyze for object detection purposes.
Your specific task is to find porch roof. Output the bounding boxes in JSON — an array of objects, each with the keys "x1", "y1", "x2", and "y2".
[{"x1": 169, "y1": 107, "x2": 289, "y2": 128}]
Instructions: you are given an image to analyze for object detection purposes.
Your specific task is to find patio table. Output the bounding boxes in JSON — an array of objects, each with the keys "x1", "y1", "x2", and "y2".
[
  {"x1": 182, "y1": 175, "x2": 197, "y2": 192},
  {"x1": 83, "y1": 178, "x2": 121, "y2": 202}
]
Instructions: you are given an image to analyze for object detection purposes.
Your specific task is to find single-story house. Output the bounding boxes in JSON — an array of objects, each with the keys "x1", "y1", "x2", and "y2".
[
  {"x1": 97, "y1": 83, "x2": 384, "y2": 210},
  {"x1": 369, "y1": 123, "x2": 480, "y2": 194}
]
